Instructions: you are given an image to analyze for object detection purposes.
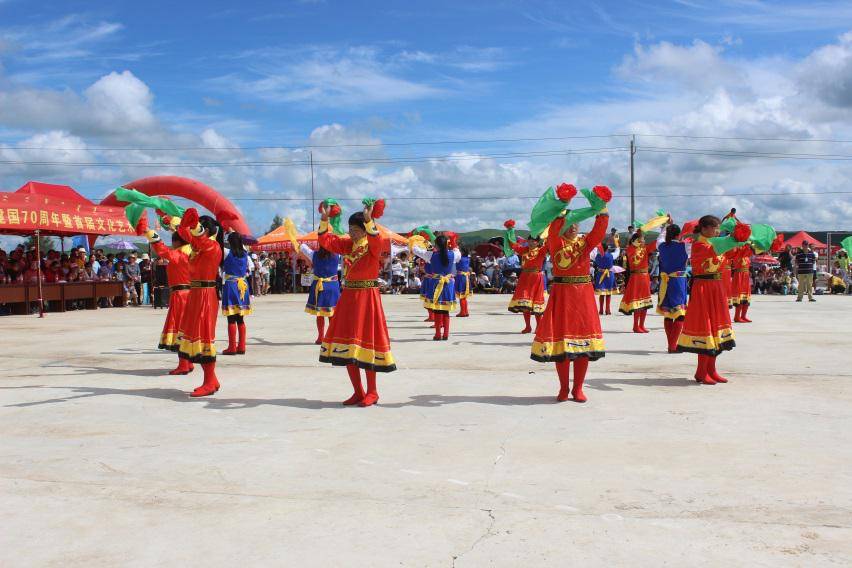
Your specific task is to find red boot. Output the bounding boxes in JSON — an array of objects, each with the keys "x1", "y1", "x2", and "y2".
[
  {"x1": 707, "y1": 356, "x2": 728, "y2": 383},
  {"x1": 315, "y1": 316, "x2": 325, "y2": 345},
  {"x1": 694, "y1": 354, "x2": 716, "y2": 385},
  {"x1": 639, "y1": 309, "x2": 649, "y2": 333},
  {"x1": 343, "y1": 364, "x2": 365, "y2": 405},
  {"x1": 458, "y1": 298, "x2": 469, "y2": 317},
  {"x1": 555, "y1": 360, "x2": 570, "y2": 401},
  {"x1": 605, "y1": 295, "x2": 612, "y2": 315},
  {"x1": 598, "y1": 295, "x2": 605, "y2": 315},
  {"x1": 237, "y1": 323, "x2": 247, "y2": 354},
  {"x1": 733, "y1": 304, "x2": 743, "y2": 323},
  {"x1": 663, "y1": 319, "x2": 674, "y2": 352},
  {"x1": 521, "y1": 312, "x2": 532, "y2": 334},
  {"x1": 425, "y1": 309, "x2": 434, "y2": 322},
  {"x1": 441, "y1": 312, "x2": 450, "y2": 340},
  {"x1": 360, "y1": 371, "x2": 379, "y2": 407},
  {"x1": 632, "y1": 311, "x2": 642, "y2": 333},
  {"x1": 534, "y1": 314, "x2": 542, "y2": 333},
  {"x1": 190, "y1": 362, "x2": 220, "y2": 397},
  {"x1": 571, "y1": 357, "x2": 588, "y2": 403},
  {"x1": 168, "y1": 357, "x2": 194, "y2": 375},
  {"x1": 671, "y1": 320, "x2": 684, "y2": 353},
  {"x1": 222, "y1": 323, "x2": 238, "y2": 355},
  {"x1": 740, "y1": 303, "x2": 752, "y2": 323},
  {"x1": 433, "y1": 312, "x2": 443, "y2": 340}
]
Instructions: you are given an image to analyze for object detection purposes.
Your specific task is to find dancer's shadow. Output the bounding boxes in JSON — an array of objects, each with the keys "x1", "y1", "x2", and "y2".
[
  {"x1": 586, "y1": 377, "x2": 699, "y2": 391},
  {"x1": 451, "y1": 340, "x2": 530, "y2": 348},
  {"x1": 250, "y1": 337, "x2": 319, "y2": 347},
  {"x1": 1, "y1": 384, "x2": 340, "y2": 410},
  {"x1": 604, "y1": 349, "x2": 659, "y2": 356},
  {"x1": 100, "y1": 347, "x2": 166, "y2": 356},
  {"x1": 2, "y1": 385, "x2": 189, "y2": 407},
  {"x1": 13, "y1": 365, "x2": 170, "y2": 379},
  {"x1": 382, "y1": 394, "x2": 558, "y2": 408}
]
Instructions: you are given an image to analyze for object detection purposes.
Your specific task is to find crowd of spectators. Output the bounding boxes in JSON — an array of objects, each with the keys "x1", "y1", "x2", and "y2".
[{"x1": 3, "y1": 233, "x2": 850, "y2": 316}]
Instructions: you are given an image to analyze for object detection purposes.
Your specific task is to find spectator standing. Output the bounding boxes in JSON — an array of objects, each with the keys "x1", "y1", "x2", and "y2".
[{"x1": 795, "y1": 243, "x2": 817, "y2": 302}]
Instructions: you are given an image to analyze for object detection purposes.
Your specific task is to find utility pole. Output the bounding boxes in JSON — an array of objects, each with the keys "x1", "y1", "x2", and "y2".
[
  {"x1": 629, "y1": 134, "x2": 636, "y2": 224},
  {"x1": 310, "y1": 150, "x2": 316, "y2": 227}
]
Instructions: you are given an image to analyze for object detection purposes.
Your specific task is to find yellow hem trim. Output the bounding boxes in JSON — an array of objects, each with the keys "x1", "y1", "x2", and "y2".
[
  {"x1": 305, "y1": 306, "x2": 335, "y2": 317},
  {"x1": 222, "y1": 305, "x2": 252, "y2": 317},
  {"x1": 319, "y1": 341, "x2": 395, "y2": 368},
  {"x1": 677, "y1": 328, "x2": 735, "y2": 351},
  {"x1": 656, "y1": 305, "x2": 687, "y2": 319},
  {"x1": 178, "y1": 338, "x2": 216, "y2": 359},
  {"x1": 531, "y1": 337, "x2": 605, "y2": 359}
]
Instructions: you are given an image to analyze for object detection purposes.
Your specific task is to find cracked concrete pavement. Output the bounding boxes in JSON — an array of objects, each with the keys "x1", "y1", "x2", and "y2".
[{"x1": 1, "y1": 293, "x2": 851, "y2": 566}]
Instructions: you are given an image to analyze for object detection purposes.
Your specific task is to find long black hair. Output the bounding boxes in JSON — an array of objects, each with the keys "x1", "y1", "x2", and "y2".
[
  {"x1": 665, "y1": 224, "x2": 681, "y2": 243},
  {"x1": 228, "y1": 231, "x2": 246, "y2": 258},
  {"x1": 316, "y1": 245, "x2": 332, "y2": 260},
  {"x1": 434, "y1": 234, "x2": 450, "y2": 265},
  {"x1": 199, "y1": 215, "x2": 225, "y2": 266},
  {"x1": 171, "y1": 231, "x2": 186, "y2": 248},
  {"x1": 460, "y1": 245, "x2": 470, "y2": 258}
]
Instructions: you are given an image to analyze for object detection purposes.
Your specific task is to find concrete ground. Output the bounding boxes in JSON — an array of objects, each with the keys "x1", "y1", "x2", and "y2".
[{"x1": 1, "y1": 293, "x2": 851, "y2": 567}]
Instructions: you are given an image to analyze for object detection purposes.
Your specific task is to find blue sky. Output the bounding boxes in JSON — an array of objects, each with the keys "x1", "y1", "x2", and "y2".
[{"x1": 2, "y1": 0, "x2": 852, "y2": 236}]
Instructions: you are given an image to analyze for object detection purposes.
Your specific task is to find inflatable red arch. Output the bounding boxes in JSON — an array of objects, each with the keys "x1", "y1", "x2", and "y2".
[{"x1": 100, "y1": 175, "x2": 253, "y2": 238}]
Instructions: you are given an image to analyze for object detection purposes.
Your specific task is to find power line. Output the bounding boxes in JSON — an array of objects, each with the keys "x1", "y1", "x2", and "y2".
[
  {"x1": 641, "y1": 146, "x2": 852, "y2": 160},
  {"x1": 4, "y1": 134, "x2": 630, "y2": 152},
  {"x1": 105, "y1": 190, "x2": 852, "y2": 202},
  {"x1": 6, "y1": 132, "x2": 852, "y2": 152},
  {"x1": 0, "y1": 147, "x2": 628, "y2": 168}
]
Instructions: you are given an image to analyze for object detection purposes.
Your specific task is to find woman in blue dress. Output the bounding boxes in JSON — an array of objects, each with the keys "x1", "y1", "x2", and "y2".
[
  {"x1": 221, "y1": 232, "x2": 252, "y2": 355},
  {"x1": 593, "y1": 243, "x2": 620, "y2": 315},
  {"x1": 300, "y1": 242, "x2": 342, "y2": 344},
  {"x1": 456, "y1": 246, "x2": 473, "y2": 317},
  {"x1": 657, "y1": 222, "x2": 689, "y2": 353},
  {"x1": 412, "y1": 234, "x2": 460, "y2": 340}
]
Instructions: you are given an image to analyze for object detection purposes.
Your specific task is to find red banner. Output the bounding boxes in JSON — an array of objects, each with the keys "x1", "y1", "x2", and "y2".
[{"x1": 0, "y1": 192, "x2": 135, "y2": 237}]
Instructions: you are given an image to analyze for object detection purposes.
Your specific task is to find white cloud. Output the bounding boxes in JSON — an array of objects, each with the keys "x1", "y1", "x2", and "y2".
[
  {"x1": 215, "y1": 46, "x2": 443, "y2": 107},
  {"x1": 0, "y1": 70, "x2": 159, "y2": 139}
]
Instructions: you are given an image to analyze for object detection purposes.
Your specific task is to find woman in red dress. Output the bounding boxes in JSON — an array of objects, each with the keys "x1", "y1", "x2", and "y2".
[
  {"x1": 176, "y1": 209, "x2": 224, "y2": 397},
  {"x1": 677, "y1": 215, "x2": 751, "y2": 384},
  {"x1": 133, "y1": 213, "x2": 193, "y2": 375},
  {"x1": 619, "y1": 230, "x2": 657, "y2": 333},
  {"x1": 318, "y1": 201, "x2": 395, "y2": 407},
  {"x1": 507, "y1": 237, "x2": 548, "y2": 333},
  {"x1": 531, "y1": 185, "x2": 611, "y2": 403},
  {"x1": 731, "y1": 244, "x2": 754, "y2": 323}
]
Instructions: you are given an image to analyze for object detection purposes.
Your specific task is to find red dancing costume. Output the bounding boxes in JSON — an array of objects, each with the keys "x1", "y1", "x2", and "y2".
[
  {"x1": 318, "y1": 213, "x2": 395, "y2": 407},
  {"x1": 677, "y1": 223, "x2": 751, "y2": 384},
  {"x1": 532, "y1": 209, "x2": 609, "y2": 403},
  {"x1": 176, "y1": 209, "x2": 224, "y2": 397},
  {"x1": 152, "y1": 238, "x2": 192, "y2": 374},
  {"x1": 731, "y1": 245, "x2": 753, "y2": 322},
  {"x1": 619, "y1": 236, "x2": 658, "y2": 332},
  {"x1": 721, "y1": 250, "x2": 735, "y2": 308},
  {"x1": 135, "y1": 214, "x2": 193, "y2": 375},
  {"x1": 507, "y1": 240, "x2": 548, "y2": 333}
]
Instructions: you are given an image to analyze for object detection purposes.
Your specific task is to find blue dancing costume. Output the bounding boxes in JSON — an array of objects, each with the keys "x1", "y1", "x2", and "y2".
[
  {"x1": 413, "y1": 245, "x2": 460, "y2": 313},
  {"x1": 221, "y1": 252, "x2": 252, "y2": 317},
  {"x1": 656, "y1": 238, "x2": 689, "y2": 320},
  {"x1": 301, "y1": 243, "x2": 342, "y2": 317},
  {"x1": 593, "y1": 247, "x2": 619, "y2": 296}
]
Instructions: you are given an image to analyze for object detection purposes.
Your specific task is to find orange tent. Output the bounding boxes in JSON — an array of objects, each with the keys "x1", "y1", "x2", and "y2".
[{"x1": 253, "y1": 223, "x2": 408, "y2": 252}]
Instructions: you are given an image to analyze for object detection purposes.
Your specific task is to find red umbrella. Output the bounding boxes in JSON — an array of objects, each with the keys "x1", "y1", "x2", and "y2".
[
  {"x1": 474, "y1": 243, "x2": 503, "y2": 257},
  {"x1": 752, "y1": 254, "x2": 779, "y2": 267}
]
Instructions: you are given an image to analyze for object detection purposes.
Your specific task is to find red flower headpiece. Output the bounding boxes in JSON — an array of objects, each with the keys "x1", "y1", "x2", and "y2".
[
  {"x1": 592, "y1": 185, "x2": 612, "y2": 203},
  {"x1": 556, "y1": 183, "x2": 577, "y2": 202},
  {"x1": 504, "y1": 219, "x2": 516, "y2": 229}
]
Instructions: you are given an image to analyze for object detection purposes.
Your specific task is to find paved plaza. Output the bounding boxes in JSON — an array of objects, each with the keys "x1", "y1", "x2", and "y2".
[{"x1": 2, "y1": 294, "x2": 851, "y2": 566}]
